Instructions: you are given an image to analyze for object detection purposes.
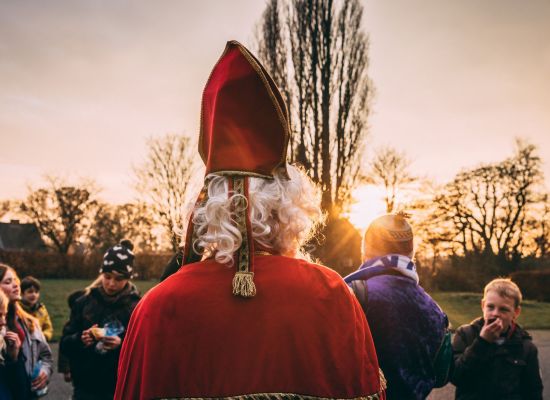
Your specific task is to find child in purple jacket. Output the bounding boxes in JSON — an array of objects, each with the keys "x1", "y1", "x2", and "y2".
[{"x1": 345, "y1": 213, "x2": 450, "y2": 400}]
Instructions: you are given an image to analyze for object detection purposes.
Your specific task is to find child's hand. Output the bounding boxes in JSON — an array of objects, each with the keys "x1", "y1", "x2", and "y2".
[
  {"x1": 101, "y1": 335, "x2": 122, "y2": 350},
  {"x1": 4, "y1": 331, "x2": 21, "y2": 361},
  {"x1": 81, "y1": 324, "x2": 98, "y2": 347},
  {"x1": 480, "y1": 317, "x2": 504, "y2": 342},
  {"x1": 31, "y1": 370, "x2": 48, "y2": 391}
]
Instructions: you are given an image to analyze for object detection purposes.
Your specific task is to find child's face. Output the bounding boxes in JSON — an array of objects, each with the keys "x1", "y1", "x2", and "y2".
[
  {"x1": 482, "y1": 291, "x2": 521, "y2": 332},
  {"x1": 102, "y1": 272, "x2": 129, "y2": 296},
  {"x1": 0, "y1": 269, "x2": 20, "y2": 301},
  {"x1": 22, "y1": 287, "x2": 40, "y2": 306}
]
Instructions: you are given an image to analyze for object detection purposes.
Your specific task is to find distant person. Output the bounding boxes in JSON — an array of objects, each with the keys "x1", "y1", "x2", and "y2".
[
  {"x1": 159, "y1": 247, "x2": 183, "y2": 281},
  {"x1": 0, "y1": 289, "x2": 32, "y2": 399},
  {"x1": 451, "y1": 278, "x2": 543, "y2": 400},
  {"x1": 114, "y1": 40, "x2": 385, "y2": 400},
  {"x1": 345, "y1": 213, "x2": 451, "y2": 400},
  {"x1": 57, "y1": 289, "x2": 85, "y2": 383},
  {"x1": 0, "y1": 264, "x2": 52, "y2": 398},
  {"x1": 59, "y1": 240, "x2": 141, "y2": 400},
  {"x1": 19, "y1": 276, "x2": 53, "y2": 341}
]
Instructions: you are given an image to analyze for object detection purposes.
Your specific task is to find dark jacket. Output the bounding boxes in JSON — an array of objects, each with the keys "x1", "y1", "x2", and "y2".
[
  {"x1": 452, "y1": 317, "x2": 543, "y2": 400},
  {"x1": 58, "y1": 289, "x2": 86, "y2": 374},
  {"x1": 160, "y1": 250, "x2": 183, "y2": 281},
  {"x1": 345, "y1": 257, "x2": 449, "y2": 400},
  {"x1": 0, "y1": 351, "x2": 32, "y2": 400},
  {"x1": 59, "y1": 283, "x2": 140, "y2": 397}
]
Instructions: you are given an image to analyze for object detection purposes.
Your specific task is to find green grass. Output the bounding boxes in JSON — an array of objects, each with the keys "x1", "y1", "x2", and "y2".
[
  {"x1": 39, "y1": 279, "x2": 159, "y2": 342},
  {"x1": 430, "y1": 292, "x2": 550, "y2": 331},
  {"x1": 35, "y1": 280, "x2": 550, "y2": 341}
]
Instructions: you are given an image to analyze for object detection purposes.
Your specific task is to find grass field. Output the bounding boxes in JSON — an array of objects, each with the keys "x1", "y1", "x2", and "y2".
[{"x1": 36, "y1": 280, "x2": 550, "y2": 341}]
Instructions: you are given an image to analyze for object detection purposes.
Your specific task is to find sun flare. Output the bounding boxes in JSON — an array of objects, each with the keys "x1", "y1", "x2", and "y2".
[{"x1": 345, "y1": 185, "x2": 388, "y2": 232}]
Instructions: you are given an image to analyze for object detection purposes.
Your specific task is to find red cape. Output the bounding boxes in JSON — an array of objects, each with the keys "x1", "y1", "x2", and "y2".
[{"x1": 115, "y1": 256, "x2": 385, "y2": 399}]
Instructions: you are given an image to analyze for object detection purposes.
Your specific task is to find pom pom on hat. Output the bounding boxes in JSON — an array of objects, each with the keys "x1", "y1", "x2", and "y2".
[
  {"x1": 100, "y1": 239, "x2": 135, "y2": 278},
  {"x1": 119, "y1": 238, "x2": 134, "y2": 251}
]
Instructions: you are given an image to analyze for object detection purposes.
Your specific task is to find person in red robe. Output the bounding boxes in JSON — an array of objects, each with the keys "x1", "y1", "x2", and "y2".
[{"x1": 114, "y1": 40, "x2": 385, "y2": 400}]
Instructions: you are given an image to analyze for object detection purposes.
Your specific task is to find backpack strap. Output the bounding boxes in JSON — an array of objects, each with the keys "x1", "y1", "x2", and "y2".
[
  {"x1": 350, "y1": 280, "x2": 369, "y2": 315},
  {"x1": 433, "y1": 329, "x2": 453, "y2": 387}
]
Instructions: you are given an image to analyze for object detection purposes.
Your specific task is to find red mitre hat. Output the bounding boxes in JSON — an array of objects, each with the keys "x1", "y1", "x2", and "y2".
[
  {"x1": 183, "y1": 41, "x2": 291, "y2": 298},
  {"x1": 199, "y1": 40, "x2": 290, "y2": 178}
]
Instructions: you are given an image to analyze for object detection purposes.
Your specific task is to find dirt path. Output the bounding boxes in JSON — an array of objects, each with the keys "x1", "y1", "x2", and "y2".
[{"x1": 49, "y1": 331, "x2": 550, "y2": 399}]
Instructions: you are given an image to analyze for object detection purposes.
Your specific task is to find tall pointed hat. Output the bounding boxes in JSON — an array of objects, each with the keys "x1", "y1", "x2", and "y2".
[{"x1": 183, "y1": 40, "x2": 290, "y2": 298}]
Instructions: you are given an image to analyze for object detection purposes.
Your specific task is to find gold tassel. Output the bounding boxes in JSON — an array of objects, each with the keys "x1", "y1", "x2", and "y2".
[{"x1": 232, "y1": 271, "x2": 256, "y2": 298}]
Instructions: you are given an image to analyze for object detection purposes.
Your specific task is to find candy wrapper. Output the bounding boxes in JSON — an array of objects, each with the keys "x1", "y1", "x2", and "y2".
[{"x1": 95, "y1": 319, "x2": 125, "y2": 355}]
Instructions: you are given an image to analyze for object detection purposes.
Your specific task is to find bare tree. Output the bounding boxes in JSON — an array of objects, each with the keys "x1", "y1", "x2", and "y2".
[
  {"x1": 366, "y1": 146, "x2": 417, "y2": 213},
  {"x1": 256, "y1": 0, "x2": 371, "y2": 217},
  {"x1": 0, "y1": 201, "x2": 8, "y2": 219},
  {"x1": 20, "y1": 177, "x2": 99, "y2": 254},
  {"x1": 527, "y1": 193, "x2": 550, "y2": 258},
  {"x1": 0, "y1": 200, "x2": 18, "y2": 220},
  {"x1": 134, "y1": 134, "x2": 199, "y2": 252},
  {"x1": 430, "y1": 140, "x2": 543, "y2": 259}
]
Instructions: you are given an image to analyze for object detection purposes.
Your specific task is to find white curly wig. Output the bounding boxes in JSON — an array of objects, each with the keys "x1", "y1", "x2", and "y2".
[{"x1": 189, "y1": 164, "x2": 324, "y2": 265}]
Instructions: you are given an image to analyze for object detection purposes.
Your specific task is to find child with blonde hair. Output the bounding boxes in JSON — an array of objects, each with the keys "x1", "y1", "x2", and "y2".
[
  {"x1": 0, "y1": 289, "x2": 32, "y2": 399},
  {"x1": 451, "y1": 278, "x2": 543, "y2": 399},
  {"x1": 0, "y1": 264, "x2": 52, "y2": 398}
]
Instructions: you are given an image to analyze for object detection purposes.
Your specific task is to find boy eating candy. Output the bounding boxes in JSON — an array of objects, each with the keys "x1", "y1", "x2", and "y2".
[
  {"x1": 451, "y1": 278, "x2": 543, "y2": 399},
  {"x1": 19, "y1": 276, "x2": 53, "y2": 341}
]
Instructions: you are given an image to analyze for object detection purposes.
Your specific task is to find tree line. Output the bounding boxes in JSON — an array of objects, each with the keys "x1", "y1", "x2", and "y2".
[
  {"x1": 1, "y1": 0, "x2": 548, "y2": 288},
  {"x1": 1, "y1": 134, "x2": 198, "y2": 256}
]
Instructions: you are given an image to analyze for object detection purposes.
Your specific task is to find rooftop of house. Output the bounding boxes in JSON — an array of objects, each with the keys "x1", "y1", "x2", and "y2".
[{"x1": 0, "y1": 220, "x2": 47, "y2": 251}]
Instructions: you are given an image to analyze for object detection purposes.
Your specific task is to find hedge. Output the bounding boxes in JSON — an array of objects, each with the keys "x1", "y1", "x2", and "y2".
[
  {"x1": 0, "y1": 249, "x2": 172, "y2": 280},
  {"x1": 510, "y1": 270, "x2": 550, "y2": 302}
]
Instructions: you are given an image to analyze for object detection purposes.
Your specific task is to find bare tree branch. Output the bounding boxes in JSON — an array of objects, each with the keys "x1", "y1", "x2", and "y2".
[
  {"x1": 20, "y1": 177, "x2": 99, "y2": 254},
  {"x1": 134, "y1": 134, "x2": 200, "y2": 251},
  {"x1": 256, "y1": 0, "x2": 371, "y2": 217}
]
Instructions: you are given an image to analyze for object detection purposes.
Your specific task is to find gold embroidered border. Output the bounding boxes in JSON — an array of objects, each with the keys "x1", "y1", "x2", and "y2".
[
  {"x1": 157, "y1": 392, "x2": 383, "y2": 400},
  {"x1": 232, "y1": 177, "x2": 250, "y2": 273},
  {"x1": 156, "y1": 370, "x2": 386, "y2": 400},
  {"x1": 209, "y1": 170, "x2": 275, "y2": 180}
]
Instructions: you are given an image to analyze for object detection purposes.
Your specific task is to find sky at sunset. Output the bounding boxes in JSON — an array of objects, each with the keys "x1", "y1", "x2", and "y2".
[{"x1": 1, "y1": 0, "x2": 549, "y2": 207}]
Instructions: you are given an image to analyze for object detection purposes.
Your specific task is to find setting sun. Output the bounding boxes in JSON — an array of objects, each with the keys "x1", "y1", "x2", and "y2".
[{"x1": 345, "y1": 185, "x2": 388, "y2": 232}]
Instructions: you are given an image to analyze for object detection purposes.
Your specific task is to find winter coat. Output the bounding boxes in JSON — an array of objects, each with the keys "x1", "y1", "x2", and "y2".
[
  {"x1": 58, "y1": 289, "x2": 85, "y2": 374},
  {"x1": 452, "y1": 317, "x2": 543, "y2": 400},
  {"x1": 346, "y1": 258, "x2": 449, "y2": 400},
  {"x1": 0, "y1": 350, "x2": 32, "y2": 400},
  {"x1": 59, "y1": 283, "x2": 140, "y2": 398},
  {"x1": 19, "y1": 302, "x2": 53, "y2": 342},
  {"x1": 18, "y1": 317, "x2": 53, "y2": 384}
]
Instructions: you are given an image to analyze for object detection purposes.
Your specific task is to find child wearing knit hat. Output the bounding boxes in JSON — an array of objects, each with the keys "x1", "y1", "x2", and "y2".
[
  {"x1": 362, "y1": 212, "x2": 414, "y2": 259},
  {"x1": 345, "y1": 213, "x2": 451, "y2": 400},
  {"x1": 59, "y1": 240, "x2": 141, "y2": 399}
]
